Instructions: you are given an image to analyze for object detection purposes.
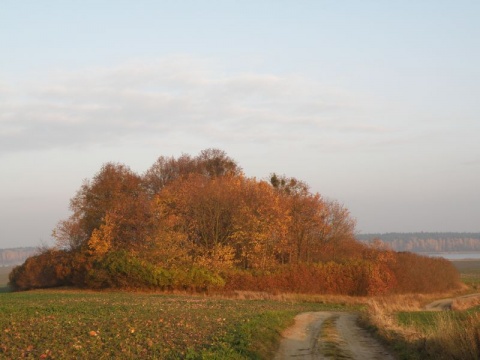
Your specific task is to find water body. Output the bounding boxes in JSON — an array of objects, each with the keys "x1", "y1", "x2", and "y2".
[{"x1": 421, "y1": 252, "x2": 480, "y2": 260}]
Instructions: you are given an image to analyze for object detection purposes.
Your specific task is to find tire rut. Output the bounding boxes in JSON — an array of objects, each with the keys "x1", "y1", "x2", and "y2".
[{"x1": 274, "y1": 312, "x2": 394, "y2": 360}]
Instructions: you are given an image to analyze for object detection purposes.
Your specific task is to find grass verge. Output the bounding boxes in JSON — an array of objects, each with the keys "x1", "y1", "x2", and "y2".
[
  {"x1": 319, "y1": 314, "x2": 351, "y2": 359},
  {"x1": 362, "y1": 297, "x2": 480, "y2": 360}
]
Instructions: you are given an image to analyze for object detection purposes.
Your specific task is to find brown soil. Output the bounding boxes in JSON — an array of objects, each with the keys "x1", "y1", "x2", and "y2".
[{"x1": 274, "y1": 311, "x2": 394, "y2": 360}]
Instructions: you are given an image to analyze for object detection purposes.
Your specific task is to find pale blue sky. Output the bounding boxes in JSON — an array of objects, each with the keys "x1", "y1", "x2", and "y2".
[{"x1": 1, "y1": 1, "x2": 479, "y2": 247}]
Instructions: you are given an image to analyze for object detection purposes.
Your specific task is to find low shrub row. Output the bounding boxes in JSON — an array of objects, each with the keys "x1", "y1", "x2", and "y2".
[
  {"x1": 9, "y1": 248, "x2": 461, "y2": 295},
  {"x1": 9, "y1": 250, "x2": 224, "y2": 292}
]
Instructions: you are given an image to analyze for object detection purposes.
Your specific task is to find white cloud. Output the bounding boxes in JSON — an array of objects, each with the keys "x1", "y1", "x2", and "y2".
[{"x1": 0, "y1": 56, "x2": 392, "y2": 154}]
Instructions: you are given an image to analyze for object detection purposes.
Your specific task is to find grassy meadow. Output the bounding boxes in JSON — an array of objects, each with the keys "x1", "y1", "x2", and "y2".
[{"x1": 451, "y1": 259, "x2": 480, "y2": 291}]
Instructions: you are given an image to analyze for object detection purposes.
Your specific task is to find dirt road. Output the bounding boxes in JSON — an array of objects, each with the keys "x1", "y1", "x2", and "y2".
[
  {"x1": 425, "y1": 292, "x2": 480, "y2": 311},
  {"x1": 425, "y1": 297, "x2": 454, "y2": 311},
  {"x1": 274, "y1": 311, "x2": 394, "y2": 360}
]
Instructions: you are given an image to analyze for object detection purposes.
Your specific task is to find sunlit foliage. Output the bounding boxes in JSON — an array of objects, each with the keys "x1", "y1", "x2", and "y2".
[{"x1": 10, "y1": 149, "x2": 461, "y2": 295}]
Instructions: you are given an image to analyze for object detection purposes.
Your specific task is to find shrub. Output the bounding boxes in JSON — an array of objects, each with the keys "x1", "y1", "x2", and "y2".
[
  {"x1": 85, "y1": 250, "x2": 225, "y2": 291},
  {"x1": 223, "y1": 261, "x2": 393, "y2": 296},
  {"x1": 390, "y1": 252, "x2": 461, "y2": 293},
  {"x1": 171, "y1": 266, "x2": 225, "y2": 291},
  {"x1": 9, "y1": 249, "x2": 73, "y2": 290},
  {"x1": 86, "y1": 250, "x2": 172, "y2": 289}
]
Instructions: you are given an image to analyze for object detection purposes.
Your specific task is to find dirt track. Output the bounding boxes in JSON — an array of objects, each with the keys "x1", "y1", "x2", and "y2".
[
  {"x1": 275, "y1": 293, "x2": 480, "y2": 359},
  {"x1": 274, "y1": 311, "x2": 394, "y2": 360},
  {"x1": 425, "y1": 297, "x2": 454, "y2": 311},
  {"x1": 425, "y1": 292, "x2": 480, "y2": 311}
]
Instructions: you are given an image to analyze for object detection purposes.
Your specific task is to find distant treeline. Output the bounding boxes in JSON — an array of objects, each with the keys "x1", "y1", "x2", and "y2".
[
  {"x1": 0, "y1": 247, "x2": 36, "y2": 267},
  {"x1": 357, "y1": 233, "x2": 480, "y2": 252}
]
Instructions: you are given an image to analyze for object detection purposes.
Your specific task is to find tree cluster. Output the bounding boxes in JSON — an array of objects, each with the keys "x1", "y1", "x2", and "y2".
[{"x1": 9, "y1": 149, "x2": 460, "y2": 295}]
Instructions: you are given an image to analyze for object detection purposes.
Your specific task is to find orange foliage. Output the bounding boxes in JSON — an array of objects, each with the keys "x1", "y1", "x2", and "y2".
[
  {"x1": 9, "y1": 249, "x2": 73, "y2": 290},
  {"x1": 10, "y1": 149, "x2": 461, "y2": 295},
  {"x1": 223, "y1": 261, "x2": 394, "y2": 296},
  {"x1": 389, "y1": 252, "x2": 460, "y2": 293}
]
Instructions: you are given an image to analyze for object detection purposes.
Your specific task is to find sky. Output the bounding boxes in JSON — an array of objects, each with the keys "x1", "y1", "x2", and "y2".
[{"x1": 1, "y1": 1, "x2": 479, "y2": 248}]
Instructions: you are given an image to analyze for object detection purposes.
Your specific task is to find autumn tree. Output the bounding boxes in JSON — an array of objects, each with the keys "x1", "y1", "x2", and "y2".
[
  {"x1": 196, "y1": 148, "x2": 242, "y2": 178},
  {"x1": 269, "y1": 173, "x2": 357, "y2": 263},
  {"x1": 154, "y1": 174, "x2": 289, "y2": 271},
  {"x1": 153, "y1": 174, "x2": 239, "y2": 272},
  {"x1": 53, "y1": 162, "x2": 151, "y2": 253},
  {"x1": 230, "y1": 178, "x2": 289, "y2": 270},
  {"x1": 143, "y1": 154, "x2": 197, "y2": 195},
  {"x1": 270, "y1": 174, "x2": 311, "y2": 263},
  {"x1": 270, "y1": 173, "x2": 310, "y2": 196},
  {"x1": 271, "y1": 174, "x2": 326, "y2": 263},
  {"x1": 143, "y1": 148, "x2": 241, "y2": 196},
  {"x1": 311, "y1": 200, "x2": 357, "y2": 261},
  {"x1": 10, "y1": 149, "x2": 461, "y2": 295}
]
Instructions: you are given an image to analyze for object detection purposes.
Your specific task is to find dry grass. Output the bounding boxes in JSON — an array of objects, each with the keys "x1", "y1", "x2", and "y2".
[
  {"x1": 320, "y1": 315, "x2": 351, "y2": 359},
  {"x1": 362, "y1": 295, "x2": 428, "y2": 343},
  {"x1": 363, "y1": 292, "x2": 480, "y2": 360},
  {"x1": 221, "y1": 290, "x2": 368, "y2": 307},
  {"x1": 451, "y1": 294, "x2": 480, "y2": 311},
  {"x1": 422, "y1": 312, "x2": 480, "y2": 360}
]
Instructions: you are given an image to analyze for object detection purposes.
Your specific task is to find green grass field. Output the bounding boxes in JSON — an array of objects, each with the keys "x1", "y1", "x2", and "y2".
[
  {"x1": 0, "y1": 266, "x2": 12, "y2": 293},
  {"x1": 451, "y1": 259, "x2": 480, "y2": 290},
  {"x1": 0, "y1": 290, "x2": 351, "y2": 359},
  {"x1": 451, "y1": 259, "x2": 480, "y2": 273},
  {"x1": 397, "y1": 306, "x2": 480, "y2": 330}
]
